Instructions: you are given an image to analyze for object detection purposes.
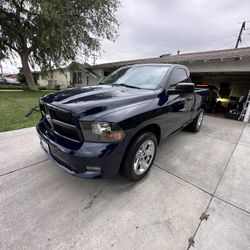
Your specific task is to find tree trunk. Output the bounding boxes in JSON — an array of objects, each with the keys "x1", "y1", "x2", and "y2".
[{"x1": 20, "y1": 51, "x2": 37, "y2": 90}]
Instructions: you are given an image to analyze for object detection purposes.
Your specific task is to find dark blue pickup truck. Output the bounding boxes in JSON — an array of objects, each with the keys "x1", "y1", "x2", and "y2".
[{"x1": 37, "y1": 64, "x2": 208, "y2": 181}]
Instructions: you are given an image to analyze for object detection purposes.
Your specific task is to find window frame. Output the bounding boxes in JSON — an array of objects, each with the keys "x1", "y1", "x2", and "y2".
[
  {"x1": 165, "y1": 66, "x2": 190, "y2": 90},
  {"x1": 73, "y1": 71, "x2": 83, "y2": 84},
  {"x1": 100, "y1": 65, "x2": 171, "y2": 90}
]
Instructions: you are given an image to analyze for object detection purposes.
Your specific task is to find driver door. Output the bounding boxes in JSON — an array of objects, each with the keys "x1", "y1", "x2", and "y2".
[
  {"x1": 158, "y1": 67, "x2": 194, "y2": 138},
  {"x1": 167, "y1": 67, "x2": 194, "y2": 126}
]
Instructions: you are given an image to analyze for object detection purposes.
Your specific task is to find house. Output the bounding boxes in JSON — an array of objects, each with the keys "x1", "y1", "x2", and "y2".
[
  {"x1": 90, "y1": 46, "x2": 250, "y2": 97},
  {"x1": 35, "y1": 62, "x2": 103, "y2": 88},
  {"x1": 35, "y1": 47, "x2": 250, "y2": 97}
]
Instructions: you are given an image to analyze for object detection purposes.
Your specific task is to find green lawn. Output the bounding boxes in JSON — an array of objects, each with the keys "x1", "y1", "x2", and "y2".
[{"x1": 0, "y1": 90, "x2": 53, "y2": 132}]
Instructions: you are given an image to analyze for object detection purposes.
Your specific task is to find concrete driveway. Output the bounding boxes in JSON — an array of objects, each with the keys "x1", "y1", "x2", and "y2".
[{"x1": 0, "y1": 115, "x2": 249, "y2": 250}]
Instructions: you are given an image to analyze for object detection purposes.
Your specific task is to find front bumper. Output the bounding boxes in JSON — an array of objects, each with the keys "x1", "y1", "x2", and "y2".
[{"x1": 37, "y1": 120, "x2": 126, "y2": 178}]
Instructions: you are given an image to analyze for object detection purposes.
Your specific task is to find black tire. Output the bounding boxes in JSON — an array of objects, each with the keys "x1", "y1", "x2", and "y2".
[
  {"x1": 121, "y1": 132, "x2": 157, "y2": 181},
  {"x1": 186, "y1": 110, "x2": 204, "y2": 132}
]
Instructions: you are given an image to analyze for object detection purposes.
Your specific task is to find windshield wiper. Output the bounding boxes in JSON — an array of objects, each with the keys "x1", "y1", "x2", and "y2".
[{"x1": 113, "y1": 83, "x2": 141, "y2": 89}]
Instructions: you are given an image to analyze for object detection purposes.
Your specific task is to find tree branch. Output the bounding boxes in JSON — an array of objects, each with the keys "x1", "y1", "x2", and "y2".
[
  {"x1": 7, "y1": 43, "x2": 19, "y2": 53},
  {"x1": 11, "y1": 0, "x2": 21, "y2": 9}
]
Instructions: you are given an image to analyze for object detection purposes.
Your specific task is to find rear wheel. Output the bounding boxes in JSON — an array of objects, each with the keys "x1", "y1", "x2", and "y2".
[
  {"x1": 186, "y1": 110, "x2": 204, "y2": 132},
  {"x1": 121, "y1": 132, "x2": 157, "y2": 181}
]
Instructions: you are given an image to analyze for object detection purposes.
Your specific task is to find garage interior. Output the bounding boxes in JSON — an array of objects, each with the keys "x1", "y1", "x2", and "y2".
[
  {"x1": 192, "y1": 72, "x2": 250, "y2": 96},
  {"x1": 191, "y1": 72, "x2": 250, "y2": 120}
]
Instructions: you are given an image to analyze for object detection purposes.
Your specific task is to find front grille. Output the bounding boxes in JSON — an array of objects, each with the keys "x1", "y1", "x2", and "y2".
[
  {"x1": 50, "y1": 109, "x2": 75, "y2": 125},
  {"x1": 40, "y1": 103, "x2": 83, "y2": 143},
  {"x1": 53, "y1": 124, "x2": 80, "y2": 141}
]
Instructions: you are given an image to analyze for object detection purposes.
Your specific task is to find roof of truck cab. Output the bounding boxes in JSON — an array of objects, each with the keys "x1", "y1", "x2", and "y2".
[{"x1": 119, "y1": 63, "x2": 174, "y2": 67}]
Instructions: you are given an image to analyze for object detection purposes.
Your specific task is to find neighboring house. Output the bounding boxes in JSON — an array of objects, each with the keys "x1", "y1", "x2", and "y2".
[
  {"x1": 34, "y1": 47, "x2": 250, "y2": 97},
  {"x1": 34, "y1": 62, "x2": 103, "y2": 88}
]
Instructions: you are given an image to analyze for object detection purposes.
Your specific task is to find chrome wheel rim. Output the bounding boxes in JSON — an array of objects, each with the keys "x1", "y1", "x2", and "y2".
[
  {"x1": 197, "y1": 112, "x2": 204, "y2": 128},
  {"x1": 133, "y1": 140, "x2": 155, "y2": 175}
]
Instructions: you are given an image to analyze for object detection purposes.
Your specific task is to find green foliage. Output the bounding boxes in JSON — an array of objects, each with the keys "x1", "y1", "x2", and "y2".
[
  {"x1": 17, "y1": 67, "x2": 26, "y2": 84},
  {"x1": 38, "y1": 86, "x2": 52, "y2": 91},
  {"x1": 0, "y1": 84, "x2": 23, "y2": 89},
  {"x1": 0, "y1": 0, "x2": 120, "y2": 82},
  {"x1": 54, "y1": 84, "x2": 60, "y2": 91},
  {"x1": 38, "y1": 85, "x2": 63, "y2": 91}
]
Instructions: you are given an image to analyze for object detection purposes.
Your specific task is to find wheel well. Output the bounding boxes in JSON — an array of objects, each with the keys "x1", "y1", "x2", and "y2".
[
  {"x1": 123, "y1": 124, "x2": 161, "y2": 159},
  {"x1": 119, "y1": 124, "x2": 161, "y2": 173},
  {"x1": 134, "y1": 124, "x2": 161, "y2": 144}
]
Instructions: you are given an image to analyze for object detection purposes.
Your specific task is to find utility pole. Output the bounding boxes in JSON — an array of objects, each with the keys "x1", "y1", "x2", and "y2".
[
  {"x1": 235, "y1": 21, "x2": 246, "y2": 49},
  {"x1": 0, "y1": 60, "x2": 3, "y2": 76}
]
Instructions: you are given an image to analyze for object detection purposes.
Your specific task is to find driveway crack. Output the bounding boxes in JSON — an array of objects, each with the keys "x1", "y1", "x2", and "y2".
[
  {"x1": 186, "y1": 122, "x2": 248, "y2": 249},
  {"x1": 83, "y1": 189, "x2": 103, "y2": 211},
  {"x1": 0, "y1": 159, "x2": 48, "y2": 177}
]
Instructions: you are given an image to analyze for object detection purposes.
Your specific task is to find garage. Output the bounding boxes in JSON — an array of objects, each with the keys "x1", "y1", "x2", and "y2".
[
  {"x1": 91, "y1": 47, "x2": 250, "y2": 122},
  {"x1": 166, "y1": 47, "x2": 250, "y2": 121},
  {"x1": 191, "y1": 72, "x2": 250, "y2": 119}
]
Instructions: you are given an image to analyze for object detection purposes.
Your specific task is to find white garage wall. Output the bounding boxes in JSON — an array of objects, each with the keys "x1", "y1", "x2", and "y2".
[{"x1": 184, "y1": 57, "x2": 250, "y2": 73}]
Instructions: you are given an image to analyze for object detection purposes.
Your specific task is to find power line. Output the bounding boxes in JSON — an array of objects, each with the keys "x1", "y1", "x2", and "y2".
[{"x1": 153, "y1": 29, "x2": 240, "y2": 52}]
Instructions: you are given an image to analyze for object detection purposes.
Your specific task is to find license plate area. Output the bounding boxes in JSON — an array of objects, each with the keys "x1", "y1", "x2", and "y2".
[{"x1": 41, "y1": 139, "x2": 50, "y2": 153}]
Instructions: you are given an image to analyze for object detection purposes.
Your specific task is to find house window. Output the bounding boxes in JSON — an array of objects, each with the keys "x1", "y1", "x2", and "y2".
[{"x1": 73, "y1": 72, "x2": 82, "y2": 84}]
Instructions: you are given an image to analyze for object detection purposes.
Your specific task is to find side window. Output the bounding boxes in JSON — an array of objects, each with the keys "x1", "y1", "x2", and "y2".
[{"x1": 168, "y1": 68, "x2": 189, "y2": 88}]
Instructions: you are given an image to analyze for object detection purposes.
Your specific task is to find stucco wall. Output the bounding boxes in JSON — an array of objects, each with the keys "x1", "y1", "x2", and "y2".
[
  {"x1": 89, "y1": 68, "x2": 103, "y2": 85},
  {"x1": 37, "y1": 69, "x2": 69, "y2": 87},
  {"x1": 69, "y1": 69, "x2": 103, "y2": 87}
]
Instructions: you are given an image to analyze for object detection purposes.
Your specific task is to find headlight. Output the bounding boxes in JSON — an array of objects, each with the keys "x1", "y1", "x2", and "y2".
[{"x1": 80, "y1": 122, "x2": 125, "y2": 142}]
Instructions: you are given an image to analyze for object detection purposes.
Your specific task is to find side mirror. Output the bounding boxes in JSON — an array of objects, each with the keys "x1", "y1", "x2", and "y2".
[{"x1": 175, "y1": 82, "x2": 194, "y2": 92}]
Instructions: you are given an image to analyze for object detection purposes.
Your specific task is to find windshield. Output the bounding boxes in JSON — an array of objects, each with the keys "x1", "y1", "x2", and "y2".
[{"x1": 100, "y1": 65, "x2": 170, "y2": 90}]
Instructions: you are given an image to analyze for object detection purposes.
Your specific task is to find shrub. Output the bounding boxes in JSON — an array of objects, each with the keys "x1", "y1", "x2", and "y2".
[
  {"x1": 38, "y1": 86, "x2": 48, "y2": 90},
  {"x1": 0, "y1": 84, "x2": 23, "y2": 90},
  {"x1": 54, "y1": 84, "x2": 61, "y2": 91},
  {"x1": 17, "y1": 67, "x2": 26, "y2": 85}
]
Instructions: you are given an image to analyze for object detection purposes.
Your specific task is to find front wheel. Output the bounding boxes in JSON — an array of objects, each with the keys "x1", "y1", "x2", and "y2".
[
  {"x1": 121, "y1": 132, "x2": 157, "y2": 181},
  {"x1": 186, "y1": 110, "x2": 204, "y2": 132}
]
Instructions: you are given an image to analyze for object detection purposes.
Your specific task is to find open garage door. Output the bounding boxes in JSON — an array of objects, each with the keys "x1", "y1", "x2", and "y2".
[{"x1": 191, "y1": 72, "x2": 250, "y2": 121}]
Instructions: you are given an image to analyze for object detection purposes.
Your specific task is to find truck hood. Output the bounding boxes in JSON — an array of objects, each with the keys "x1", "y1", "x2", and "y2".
[{"x1": 41, "y1": 85, "x2": 156, "y2": 120}]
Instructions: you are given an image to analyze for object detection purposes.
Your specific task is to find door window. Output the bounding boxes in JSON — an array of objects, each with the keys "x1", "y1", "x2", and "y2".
[{"x1": 168, "y1": 68, "x2": 189, "y2": 88}]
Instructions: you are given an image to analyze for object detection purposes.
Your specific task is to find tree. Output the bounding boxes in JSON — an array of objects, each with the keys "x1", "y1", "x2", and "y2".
[{"x1": 0, "y1": 0, "x2": 120, "y2": 90}]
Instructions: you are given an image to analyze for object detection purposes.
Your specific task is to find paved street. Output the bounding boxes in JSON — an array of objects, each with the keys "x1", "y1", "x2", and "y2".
[{"x1": 0, "y1": 115, "x2": 249, "y2": 250}]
